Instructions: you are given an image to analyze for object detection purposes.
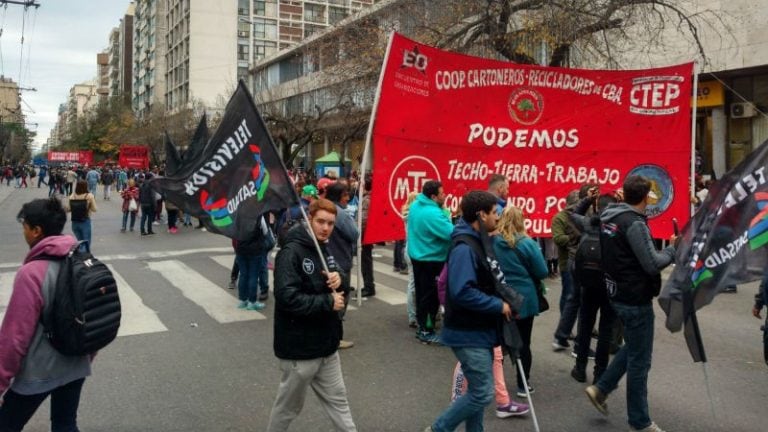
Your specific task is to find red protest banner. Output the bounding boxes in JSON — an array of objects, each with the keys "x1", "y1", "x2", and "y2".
[
  {"x1": 48, "y1": 150, "x2": 93, "y2": 165},
  {"x1": 364, "y1": 33, "x2": 693, "y2": 244},
  {"x1": 118, "y1": 145, "x2": 150, "y2": 169}
]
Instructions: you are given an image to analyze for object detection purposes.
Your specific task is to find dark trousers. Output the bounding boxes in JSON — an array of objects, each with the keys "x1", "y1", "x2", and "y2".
[
  {"x1": 0, "y1": 378, "x2": 85, "y2": 432},
  {"x1": 574, "y1": 269, "x2": 616, "y2": 376},
  {"x1": 393, "y1": 239, "x2": 406, "y2": 270},
  {"x1": 167, "y1": 209, "x2": 179, "y2": 229},
  {"x1": 516, "y1": 316, "x2": 535, "y2": 389},
  {"x1": 141, "y1": 205, "x2": 155, "y2": 234},
  {"x1": 411, "y1": 259, "x2": 443, "y2": 331},
  {"x1": 361, "y1": 244, "x2": 375, "y2": 290},
  {"x1": 230, "y1": 259, "x2": 240, "y2": 281},
  {"x1": 555, "y1": 261, "x2": 582, "y2": 341},
  {"x1": 122, "y1": 211, "x2": 137, "y2": 230}
]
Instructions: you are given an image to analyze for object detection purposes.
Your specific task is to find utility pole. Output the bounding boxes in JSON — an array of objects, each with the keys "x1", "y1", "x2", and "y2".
[{"x1": 0, "y1": 1, "x2": 40, "y2": 7}]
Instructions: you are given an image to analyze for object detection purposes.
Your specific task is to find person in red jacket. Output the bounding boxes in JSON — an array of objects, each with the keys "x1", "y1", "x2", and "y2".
[{"x1": 120, "y1": 179, "x2": 140, "y2": 232}]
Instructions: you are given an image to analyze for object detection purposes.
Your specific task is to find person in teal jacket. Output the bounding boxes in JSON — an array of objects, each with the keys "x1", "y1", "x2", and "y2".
[
  {"x1": 407, "y1": 180, "x2": 454, "y2": 344},
  {"x1": 493, "y1": 205, "x2": 549, "y2": 396}
]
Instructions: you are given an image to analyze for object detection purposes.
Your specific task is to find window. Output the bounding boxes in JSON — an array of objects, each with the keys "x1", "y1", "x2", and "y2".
[
  {"x1": 253, "y1": 41, "x2": 276, "y2": 60},
  {"x1": 238, "y1": 21, "x2": 250, "y2": 38},
  {"x1": 304, "y1": 24, "x2": 324, "y2": 38},
  {"x1": 238, "y1": 0, "x2": 249, "y2": 15},
  {"x1": 329, "y1": 7, "x2": 347, "y2": 25},
  {"x1": 304, "y1": 4, "x2": 325, "y2": 23},
  {"x1": 238, "y1": 44, "x2": 250, "y2": 61},
  {"x1": 254, "y1": 0, "x2": 276, "y2": 17},
  {"x1": 253, "y1": 18, "x2": 277, "y2": 39}
]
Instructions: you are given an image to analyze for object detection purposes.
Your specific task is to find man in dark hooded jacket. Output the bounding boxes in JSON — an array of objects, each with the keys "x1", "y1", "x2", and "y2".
[{"x1": 267, "y1": 198, "x2": 356, "y2": 432}]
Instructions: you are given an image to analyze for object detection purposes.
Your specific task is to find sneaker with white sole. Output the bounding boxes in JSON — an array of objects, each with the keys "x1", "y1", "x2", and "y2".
[
  {"x1": 552, "y1": 338, "x2": 570, "y2": 351},
  {"x1": 585, "y1": 385, "x2": 609, "y2": 415},
  {"x1": 496, "y1": 400, "x2": 530, "y2": 418},
  {"x1": 416, "y1": 330, "x2": 441, "y2": 345},
  {"x1": 515, "y1": 386, "x2": 535, "y2": 398},
  {"x1": 237, "y1": 300, "x2": 248, "y2": 309},
  {"x1": 631, "y1": 422, "x2": 666, "y2": 432},
  {"x1": 246, "y1": 301, "x2": 265, "y2": 311}
]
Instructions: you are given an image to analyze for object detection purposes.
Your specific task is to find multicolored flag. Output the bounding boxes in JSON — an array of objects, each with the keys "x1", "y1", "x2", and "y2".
[
  {"x1": 659, "y1": 139, "x2": 768, "y2": 361},
  {"x1": 150, "y1": 81, "x2": 298, "y2": 240}
]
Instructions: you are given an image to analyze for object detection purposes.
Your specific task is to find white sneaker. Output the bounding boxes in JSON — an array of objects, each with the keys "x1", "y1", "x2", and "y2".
[{"x1": 631, "y1": 422, "x2": 666, "y2": 432}]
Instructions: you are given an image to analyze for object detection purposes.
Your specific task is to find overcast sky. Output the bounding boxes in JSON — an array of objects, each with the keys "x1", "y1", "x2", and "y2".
[{"x1": 2, "y1": 0, "x2": 131, "y2": 151}]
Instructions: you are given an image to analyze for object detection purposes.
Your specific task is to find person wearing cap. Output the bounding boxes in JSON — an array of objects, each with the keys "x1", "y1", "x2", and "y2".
[
  {"x1": 276, "y1": 184, "x2": 317, "y2": 238},
  {"x1": 584, "y1": 175, "x2": 677, "y2": 432},
  {"x1": 317, "y1": 177, "x2": 334, "y2": 199}
]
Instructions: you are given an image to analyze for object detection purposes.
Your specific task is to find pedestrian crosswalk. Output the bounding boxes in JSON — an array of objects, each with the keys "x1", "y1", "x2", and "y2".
[{"x1": 0, "y1": 250, "x2": 409, "y2": 338}]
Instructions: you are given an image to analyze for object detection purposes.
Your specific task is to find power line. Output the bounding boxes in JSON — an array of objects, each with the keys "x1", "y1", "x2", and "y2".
[
  {"x1": 17, "y1": 3, "x2": 24, "y2": 87},
  {"x1": 22, "y1": 4, "x2": 35, "y2": 85}
]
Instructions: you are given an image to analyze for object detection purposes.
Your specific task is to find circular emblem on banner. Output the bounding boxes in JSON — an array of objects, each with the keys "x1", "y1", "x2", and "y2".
[
  {"x1": 302, "y1": 258, "x2": 315, "y2": 274},
  {"x1": 627, "y1": 164, "x2": 674, "y2": 218},
  {"x1": 508, "y1": 88, "x2": 544, "y2": 126},
  {"x1": 388, "y1": 155, "x2": 441, "y2": 218}
]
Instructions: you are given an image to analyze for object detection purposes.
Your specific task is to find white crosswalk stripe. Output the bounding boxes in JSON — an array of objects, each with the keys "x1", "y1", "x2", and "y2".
[
  {"x1": 108, "y1": 265, "x2": 168, "y2": 337},
  {"x1": 372, "y1": 261, "x2": 409, "y2": 282},
  {"x1": 147, "y1": 260, "x2": 266, "y2": 322},
  {"x1": 0, "y1": 272, "x2": 15, "y2": 325},
  {"x1": 350, "y1": 272, "x2": 407, "y2": 305}
]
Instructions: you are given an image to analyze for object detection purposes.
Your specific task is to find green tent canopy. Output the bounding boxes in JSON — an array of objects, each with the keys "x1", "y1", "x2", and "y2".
[{"x1": 315, "y1": 151, "x2": 351, "y2": 163}]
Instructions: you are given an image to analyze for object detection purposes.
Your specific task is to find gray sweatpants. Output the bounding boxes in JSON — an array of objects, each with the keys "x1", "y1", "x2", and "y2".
[{"x1": 267, "y1": 351, "x2": 357, "y2": 432}]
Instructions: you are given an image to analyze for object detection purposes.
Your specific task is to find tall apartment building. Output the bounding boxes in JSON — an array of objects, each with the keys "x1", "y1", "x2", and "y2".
[
  {"x1": 237, "y1": 0, "x2": 379, "y2": 79},
  {"x1": 165, "y1": 0, "x2": 237, "y2": 112},
  {"x1": 133, "y1": 0, "x2": 168, "y2": 117},
  {"x1": 111, "y1": 3, "x2": 135, "y2": 99},
  {"x1": 97, "y1": 51, "x2": 110, "y2": 103},
  {"x1": 67, "y1": 82, "x2": 98, "y2": 133},
  {"x1": 0, "y1": 76, "x2": 22, "y2": 125}
]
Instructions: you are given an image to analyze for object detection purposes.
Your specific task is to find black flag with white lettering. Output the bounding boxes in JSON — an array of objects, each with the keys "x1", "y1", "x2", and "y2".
[
  {"x1": 659, "y1": 139, "x2": 768, "y2": 361},
  {"x1": 150, "y1": 80, "x2": 298, "y2": 240}
]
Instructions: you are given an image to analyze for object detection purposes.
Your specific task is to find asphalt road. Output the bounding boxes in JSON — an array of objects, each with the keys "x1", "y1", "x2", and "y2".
[{"x1": 0, "y1": 183, "x2": 765, "y2": 432}]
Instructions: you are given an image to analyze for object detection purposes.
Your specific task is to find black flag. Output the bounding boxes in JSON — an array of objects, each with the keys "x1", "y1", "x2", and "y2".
[
  {"x1": 151, "y1": 81, "x2": 298, "y2": 240},
  {"x1": 659, "y1": 139, "x2": 768, "y2": 361}
]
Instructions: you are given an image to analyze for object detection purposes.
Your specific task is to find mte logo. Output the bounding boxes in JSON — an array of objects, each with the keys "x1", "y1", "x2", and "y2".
[
  {"x1": 401, "y1": 46, "x2": 427, "y2": 74},
  {"x1": 629, "y1": 76, "x2": 684, "y2": 115},
  {"x1": 388, "y1": 156, "x2": 440, "y2": 218}
]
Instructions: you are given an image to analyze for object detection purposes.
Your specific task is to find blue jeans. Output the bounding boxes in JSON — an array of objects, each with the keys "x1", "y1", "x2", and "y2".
[
  {"x1": 596, "y1": 302, "x2": 655, "y2": 430},
  {"x1": 0, "y1": 377, "x2": 85, "y2": 432},
  {"x1": 87, "y1": 182, "x2": 97, "y2": 194},
  {"x1": 71, "y1": 219, "x2": 91, "y2": 253},
  {"x1": 122, "y1": 211, "x2": 137, "y2": 230},
  {"x1": 555, "y1": 263, "x2": 582, "y2": 342},
  {"x1": 140, "y1": 205, "x2": 155, "y2": 233},
  {"x1": 236, "y1": 253, "x2": 268, "y2": 302},
  {"x1": 433, "y1": 347, "x2": 494, "y2": 432},
  {"x1": 559, "y1": 269, "x2": 574, "y2": 313}
]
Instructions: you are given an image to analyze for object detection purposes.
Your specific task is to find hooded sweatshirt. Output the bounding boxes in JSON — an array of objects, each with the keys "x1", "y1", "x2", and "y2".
[
  {"x1": 406, "y1": 193, "x2": 454, "y2": 262},
  {"x1": 599, "y1": 202, "x2": 675, "y2": 305},
  {"x1": 440, "y1": 220, "x2": 503, "y2": 348},
  {"x1": 0, "y1": 235, "x2": 91, "y2": 396}
]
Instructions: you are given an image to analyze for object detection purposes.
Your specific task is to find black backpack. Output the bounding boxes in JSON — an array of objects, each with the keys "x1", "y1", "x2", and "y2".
[
  {"x1": 41, "y1": 242, "x2": 121, "y2": 355},
  {"x1": 277, "y1": 206, "x2": 305, "y2": 248},
  {"x1": 575, "y1": 222, "x2": 602, "y2": 272},
  {"x1": 70, "y1": 197, "x2": 89, "y2": 222}
]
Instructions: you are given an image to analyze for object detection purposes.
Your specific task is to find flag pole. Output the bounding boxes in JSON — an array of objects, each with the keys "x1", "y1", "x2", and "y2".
[
  {"x1": 355, "y1": 31, "x2": 396, "y2": 307},
  {"x1": 690, "y1": 61, "x2": 700, "y2": 217}
]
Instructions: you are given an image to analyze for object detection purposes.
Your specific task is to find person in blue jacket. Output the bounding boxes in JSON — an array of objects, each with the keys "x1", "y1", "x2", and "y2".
[{"x1": 493, "y1": 205, "x2": 549, "y2": 396}]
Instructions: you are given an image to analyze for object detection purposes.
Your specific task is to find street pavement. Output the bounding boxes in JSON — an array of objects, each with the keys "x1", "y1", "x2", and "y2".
[{"x1": 0, "y1": 183, "x2": 766, "y2": 432}]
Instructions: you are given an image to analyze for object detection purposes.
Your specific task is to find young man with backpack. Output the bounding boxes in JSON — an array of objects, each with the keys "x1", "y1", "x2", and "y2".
[
  {"x1": 570, "y1": 190, "x2": 618, "y2": 384},
  {"x1": 0, "y1": 198, "x2": 95, "y2": 431}
]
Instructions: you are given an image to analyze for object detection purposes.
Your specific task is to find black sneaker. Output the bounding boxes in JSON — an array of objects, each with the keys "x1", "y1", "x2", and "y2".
[
  {"x1": 552, "y1": 338, "x2": 570, "y2": 351},
  {"x1": 570, "y1": 366, "x2": 587, "y2": 383},
  {"x1": 572, "y1": 348, "x2": 596, "y2": 360},
  {"x1": 361, "y1": 287, "x2": 376, "y2": 297}
]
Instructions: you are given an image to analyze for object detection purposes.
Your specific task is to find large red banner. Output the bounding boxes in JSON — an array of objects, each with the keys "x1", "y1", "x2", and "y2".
[
  {"x1": 118, "y1": 145, "x2": 150, "y2": 169},
  {"x1": 47, "y1": 150, "x2": 93, "y2": 165},
  {"x1": 365, "y1": 33, "x2": 693, "y2": 244}
]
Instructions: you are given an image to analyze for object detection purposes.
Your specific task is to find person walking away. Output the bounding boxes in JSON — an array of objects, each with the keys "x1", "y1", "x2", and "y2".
[
  {"x1": 493, "y1": 205, "x2": 550, "y2": 397},
  {"x1": 585, "y1": 175, "x2": 677, "y2": 432},
  {"x1": 66, "y1": 180, "x2": 97, "y2": 253},
  {"x1": 408, "y1": 181, "x2": 454, "y2": 344},
  {"x1": 359, "y1": 178, "x2": 376, "y2": 297},
  {"x1": 571, "y1": 191, "x2": 619, "y2": 384},
  {"x1": 426, "y1": 191, "x2": 514, "y2": 432},
  {"x1": 233, "y1": 215, "x2": 274, "y2": 310},
  {"x1": 101, "y1": 169, "x2": 114, "y2": 201},
  {"x1": 267, "y1": 198, "x2": 356, "y2": 432},
  {"x1": 120, "y1": 179, "x2": 140, "y2": 233},
  {"x1": 139, "y1": 175, "x2": 156, "y2": 236},
  {"x1": 86, "y1": 167, "x2": 100, "y2": 194},
  {"x1": 37, "y1": 165, "x2": 47, "y2": 188},
  {"x1": 0, "y1": 198, "x2": 92, "y2": 432},
  {"x1": 65, "y1": 167, "x2": 77, "y2": 196}
]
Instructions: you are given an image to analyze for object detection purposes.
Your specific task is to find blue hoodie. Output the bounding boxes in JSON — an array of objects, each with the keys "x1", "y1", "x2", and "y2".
[
  {"x1": 406, "y1": 193, "x2": 454, "y2": 261},
  {"x1": 441, "y1": 219, "x2": 504, "y2": 348}
]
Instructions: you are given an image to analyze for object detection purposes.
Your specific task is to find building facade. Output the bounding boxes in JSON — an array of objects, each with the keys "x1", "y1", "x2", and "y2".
[
  {"x1": 133, "y1": 0, "x2": 168, "y2": 116},
  {"x1": 67, "y1": 82, "x2": 98, "y2": 134},
  {"x1": 0, "y1": 76, "x2": 22, "y2": 125},
  {"x1": 109, "y1": 3, "x2": 135, "y2": 99}
]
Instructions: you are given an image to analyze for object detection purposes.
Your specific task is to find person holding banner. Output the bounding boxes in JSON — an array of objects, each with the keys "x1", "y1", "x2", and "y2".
[
  {"x1": 267, "y1": 198, "x2": 356, "y2": 432},
  {"x1": 408, "y1": 181, "x2": 454, "y2": 344},
  {"x1": 585, "y1": 175, "x2": 676, "y2": 432}
]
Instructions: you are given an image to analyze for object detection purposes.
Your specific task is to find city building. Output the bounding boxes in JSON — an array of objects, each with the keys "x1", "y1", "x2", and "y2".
[
  {"x1": 97, "y1": 51, "x2": 110, "y2": 103},
  {"x1": 66, "y1": 82, "x2": 98, "y2": 134},
  {"x1": 133, "y1": 0, "x2": 168, "y2": 116},
  {"x1": 108, "y1": 3, "x2": 135, "y2": 99},
  {"x1": 0, "y1": 76, "x2": 22, "y2": 125}
]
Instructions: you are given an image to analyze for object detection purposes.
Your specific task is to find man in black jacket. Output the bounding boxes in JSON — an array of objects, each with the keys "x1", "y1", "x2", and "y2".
[
  {"x1": 267, "y1": 198, "x2": 356, "y2": 432},
  {"x1": 585, "y1": 175, "x2": 676, "y2": 432}
]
